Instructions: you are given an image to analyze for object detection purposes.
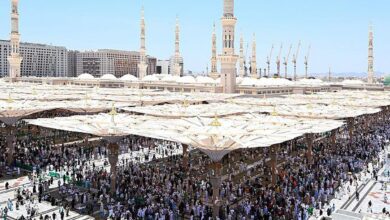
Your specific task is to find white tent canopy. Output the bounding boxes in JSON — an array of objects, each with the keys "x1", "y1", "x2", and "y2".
[
  {"x1": 121, "y1": 103, "x2": 259, "y2": 118},
  {"x1": 0, "y1": 99, "x2": 130, "y2": 125},
  {"x1": 77, "y1": 73, "x2": 94, "y2": 80},
  {"x1": 100, "y1": 74, "x2": 117, "y2": 80},
  {"x1": 231, "y1": 98, "x2": 381, "y2": 119},
  {"x1": 25, "y1": 113, "x2": 344, "y2": 161},
  {"x1": 120, "y1": 74, "x2": 139, "y2": 81}
]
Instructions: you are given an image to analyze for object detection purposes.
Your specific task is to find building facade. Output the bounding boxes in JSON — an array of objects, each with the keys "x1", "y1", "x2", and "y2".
[
  {"x1": 75, "y1": 50, "x2": 156, "y2": 78},
  {"x1": 0, "y1": 40, "x2": 68, "y2": 78},
  {"x1": 156, "y1": 60, "x2": 170, "y2": 75},
  {"x1": 67, "y1": 50, "x2": 78, "y2": 77}
]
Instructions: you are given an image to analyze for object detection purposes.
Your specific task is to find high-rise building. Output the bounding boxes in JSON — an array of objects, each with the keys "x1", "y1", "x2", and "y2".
[
  {"x1": 0, "y1": 40, "x2": 68, "y2": 77},
  {"x1": 367, "y1": 24, "x2": 374, "y2": 84},
  {"x1": 219, "y1": 0, "x2": 238, "y2": 93},
  {"x1": 75, "y1": 50, "x2": 156, "y2": 78},
  {"x1": 7, "y1": 0, "x2": 22, "y2": 80}
]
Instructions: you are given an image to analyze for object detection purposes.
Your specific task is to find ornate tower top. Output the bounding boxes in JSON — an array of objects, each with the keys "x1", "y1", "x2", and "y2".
[
  {"x1": 212, "y1": 22, "x2": 216, "y2": 39},
  {"x1": 251, "y1": 33, "x2": 257, "y2": 78},
  {"x1": 209, "y1": 22, "x2": 219, "y2": 79},
  {"x1": 367, "y1": 23, "x2": 374, "y2": 84},
  {"x1": 173, "y1": 17, "x2": 182, "y2": 76},
  {"x1": 175, "y1": 17, "x2": 180, "y2": 57},
  {"x1": 138, "y1": 6, "x2": 147, "y2": 79},
  {"x1": 11, "y1": 0, "x2": 19, "y2": 34},
  {"x1": 224, "y1": 0, "x2": 234, "y2": 17},
  {"x1": 8, "y1": 0, "x2": 22, "y2": 79},
  {"x1": 219, "y1": 0, "x2": 238, "y2": 93},
  {"x1": 140, "y1": 7, "x2": 146, "y2": 52},
  {"x1": 239, "y1": 34, "x2": 245, "y2": 78}
]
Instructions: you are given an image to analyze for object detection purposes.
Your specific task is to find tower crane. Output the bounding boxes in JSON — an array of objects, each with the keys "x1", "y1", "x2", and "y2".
[
  {"x1": 276, "y1": 43, "x2": 283, "y2": 78},
  {"x1": 292, "y1": 41, "x2": 301, "y2": 81},
  {"x1": 266, "y1": 44, "x2": 274, "y2": 77},
  {"x1": 304, "y1": 45, "x2": 311, "y2": 78},
  {"x1": 283, "y1": 44, "x2": 292, "y2": 79}
]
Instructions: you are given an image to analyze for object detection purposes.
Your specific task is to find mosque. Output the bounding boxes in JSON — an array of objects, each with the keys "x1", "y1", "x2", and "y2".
[{"x1": 3, "y1": 0, "x2": 383, "y2": 95}]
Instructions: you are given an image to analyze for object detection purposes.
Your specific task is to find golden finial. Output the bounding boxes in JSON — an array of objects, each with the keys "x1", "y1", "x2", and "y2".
[
  {"x1": 109, "y1": 103, "x2": 117, "y2": 125},
  {"x1": 271, "y1": 106, "x2": 278, "y2": 116},
  {"x1": 138, "y1": 91, "x2": 144, "y2": 99},
  {"x1": 109, "y1": 103, "x2": 117, "y2": 116},
  {"x1": 182, "y1": 99, "x2": 190, "y2": 108},
  {"x1": 84, "y1": 91, "x2": 91, "y2": 100},
  {"x1": 6, "y1": 93, "x2": 14, "y2": 104},
  {"x1": 209, "y1": 114, "x2": 222, "y2": 127}
]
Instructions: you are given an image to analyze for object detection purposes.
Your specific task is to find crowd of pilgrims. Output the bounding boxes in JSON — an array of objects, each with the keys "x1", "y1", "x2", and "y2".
[{"x1": 0, "y1": 117, "x2": 389, "y2": 220}]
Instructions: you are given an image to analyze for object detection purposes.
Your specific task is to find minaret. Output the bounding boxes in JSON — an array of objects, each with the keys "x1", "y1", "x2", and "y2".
[
  {"x1": 173, "y1": 17, "x2": 182, "y2": 76},
  {"x1": 8, "y1": 0, "x2": 22, "y2": 81},
  {"x1": 367, "y1": 24, "x2": 374, "y2": 84},
  {"x1": 239, "y1": 34, "x2": 245, "y2": 78},
  {"x1": 209, "y1": 23, "x2": 219, "y2": 79},
  {"x1": 138, "y1": 7, "x2": 147, "y2": 80},
  {"x1": 251, "y1": 34, "x2": 257, "y2": 79},
  {"x1": 219, "y1": 0, "x2": 238, "y2": 93}
]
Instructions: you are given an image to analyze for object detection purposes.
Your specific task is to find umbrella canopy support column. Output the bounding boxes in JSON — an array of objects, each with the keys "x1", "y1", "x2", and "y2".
[
  {"x1": 270, "y1": 144, "x2": 279, "y2": 185},
  {"x1": 368, "y1": 115, "x2": 373, "y2": 132},
  {"x1": 291, "y1": 139, "x2": 296, "y2": 153},
  {"x1": 330, "y1": 130, "x2": 337, "y2": 150},
  {"x1": 182, "y1": 144, "x2": 189, "y2": 171},
  {"x1": 347, "y1": 118, "x2": 354, "y2": 142},
  {"x1": 84, "y1": 136, "x2": 89, "y2": 147},
  {"x1": 6, "y1": 125, "x2": 16, "y2": 166},
  {"x1": 382, "y1": 109, "x2": 388, "y2": 124},
  {"x1": 210, "y1": 161, "x2": 222, "y2": 219},
  {"x1": 108, "y1": 142, "x2": 119, "y2": 196},
  {"x1": 305, "y1": 134, "x2": 314, "y2": 165},
  {"x1": 363, "y1": 116, "x2": 369, "y2": 132}
]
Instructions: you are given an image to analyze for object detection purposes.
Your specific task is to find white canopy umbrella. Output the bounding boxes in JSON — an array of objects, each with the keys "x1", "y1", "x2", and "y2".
[{"x1": 25, "y1": 113, "x2": 343, "y2": 160}]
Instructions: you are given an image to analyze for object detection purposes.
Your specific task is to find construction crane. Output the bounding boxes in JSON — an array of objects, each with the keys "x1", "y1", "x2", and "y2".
[
  {"x1": 292, "y1": 41, "x2": 301, "y2": 81},
  {"x1": 304, "y1": 45, "x2": 311, "y2": 78},
  {"x1": 266, "y1": 45, "x2": 274, "y2": 77},
  {"x1": 283, "y1": 44, "x2": 292, "y2": 79},
  {"x1": 275, "y1": 43, "x2": 283, "y2": 78}
]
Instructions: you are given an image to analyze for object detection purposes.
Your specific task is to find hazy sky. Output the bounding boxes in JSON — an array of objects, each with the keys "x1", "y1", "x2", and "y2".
[{"x1": 0, "y1": 0, "x2": 389, "y2": 75}]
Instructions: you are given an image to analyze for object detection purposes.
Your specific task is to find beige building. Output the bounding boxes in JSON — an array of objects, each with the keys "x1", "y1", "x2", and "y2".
[
  {"x1": 75, "y1": 50, "x2": 156, "y2": 78},
  {"x1": 0, "y1": 40, "x2": 68, "y2": 78}
]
